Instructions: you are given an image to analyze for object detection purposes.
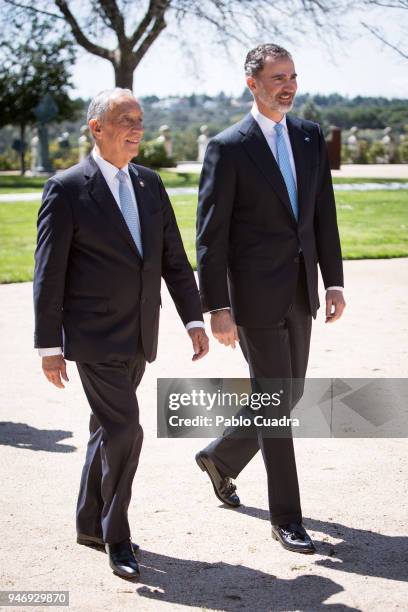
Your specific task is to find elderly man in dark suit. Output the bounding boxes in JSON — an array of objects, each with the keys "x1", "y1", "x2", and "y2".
[
  {"x1": 195, "y1": 44, "x2": 345, "y2": 554},
  {"x1": 34, "y1": 88, "x2": 209, "y2": 579}
]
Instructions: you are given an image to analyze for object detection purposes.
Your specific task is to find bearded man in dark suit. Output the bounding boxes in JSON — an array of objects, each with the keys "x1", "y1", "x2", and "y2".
[
  {"x1": 195, "y1": 44, "x2": 345, "y2": 554},
  {"x1": 34, "y1": 88, "x2": 209, "y2": 579}
]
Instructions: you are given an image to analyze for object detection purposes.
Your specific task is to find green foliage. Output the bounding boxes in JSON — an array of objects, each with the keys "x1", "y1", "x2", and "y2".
[
  {"x1": 366, "y1": 142, "x2": 386, "y2": 164},
  {"x1": 0, "y1": 19, "x2": 77, "y2": 127},
  {"x1": 0, "y1": 152, "x2": 19, "y2": 171},
  {"x1": 172, "y1": 129, "x2": 201, "y2": 162},
  {"x1": 0, "y1": 17, "x2": 78, "y2": 172},
  {"x1": 134, "y1": 140, "x2": 176, "y2": 169},
  {"x1": 399, "y1": 140, "x2": 408, "y2": 163},
  {"x1": 300, "y1": 99, "x2": 322, "y2": 123}
]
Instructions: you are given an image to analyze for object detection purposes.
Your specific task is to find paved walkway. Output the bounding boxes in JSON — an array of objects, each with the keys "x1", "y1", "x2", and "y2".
[
  {"x1": 172, "y1": 163, "x2": 408, "y2": 178},
  {"x1": 0, "y1": 260, "x2": 407, "y2": 611}
]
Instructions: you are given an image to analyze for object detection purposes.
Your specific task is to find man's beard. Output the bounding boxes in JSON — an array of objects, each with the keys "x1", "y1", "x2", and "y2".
[
  {"x1": 275, "y1": 101, "x2": 294, "y2": 114},
  {"x1": 258, "y1": 91, "x2": 295, "y2": 114}
]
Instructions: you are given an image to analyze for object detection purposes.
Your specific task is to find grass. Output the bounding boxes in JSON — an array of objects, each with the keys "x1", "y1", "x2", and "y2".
[
  {"x1": 1, "y1": 173, "x2": 408, "y2": 194},
  {"x1": 332, "y1": 177, "x2": 408, "y2": 184},
  {"x1": 0, "y1": 170, "x2": 199, "y2": 193},
  {"x1": 0, "y1": 190, "x2": 407, "y2": 283},
  {"x1": 335, "y1": 191, "x2": 408, "y2": 259},
  {"x1": 0, "y1": 175, "x2": 48, "y2": 194},
  {"x1": 0, "y1": 201, "x2": 39, "y2": 282}
]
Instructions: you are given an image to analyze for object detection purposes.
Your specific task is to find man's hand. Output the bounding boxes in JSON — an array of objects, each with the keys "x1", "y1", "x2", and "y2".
[
  {"x1": 211, "y1": 310, "x2": 239, "y2": 348},
  {"x1": 188, "y1": 327, "x2": 209, "y2": 361},
  {"x1": 325, "y1": 290, "x2": 346, "y2": 323},
  {"x1": 42, "y1": 355, "x2": 69, "y2": 388}
]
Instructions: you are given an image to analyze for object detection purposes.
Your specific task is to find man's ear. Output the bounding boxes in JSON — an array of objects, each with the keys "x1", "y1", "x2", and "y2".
[
  {"x1": 88, "y1": 118, "x2": 102, "y2": 141},
  {"x1": 246, "y1": 76, "x2": 256, "y2": 95}
]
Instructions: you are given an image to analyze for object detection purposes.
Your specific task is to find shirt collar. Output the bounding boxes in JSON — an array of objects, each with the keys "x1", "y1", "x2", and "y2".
[
  {"x1": 92, "y1": 148, "x2": 130, "y2": 183},
  {"x1": 251, "y1": 102, "x2": 288, "y2": 134}
]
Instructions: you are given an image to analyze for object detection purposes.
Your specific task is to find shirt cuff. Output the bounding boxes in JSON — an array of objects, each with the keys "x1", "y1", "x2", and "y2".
[
  {"x1": 326, "y1": 286, "x2": 344, "y2": 292},
  {"x1": 210, "y1": 307, "x2": 231, "y2": 313},
  {"x1": 185, "y1": 321, "x2": 205, "y2": 331},
  {"x1": 38, "y1": 347, "x2": 63, "y2": 357}
]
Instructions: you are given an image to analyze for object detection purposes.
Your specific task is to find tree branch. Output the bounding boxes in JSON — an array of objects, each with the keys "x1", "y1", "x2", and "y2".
[
  {"x1": 129, "y1": 0, "x2": 170, "y2": 49},
  {"x1": 133, "y1": 12, "x2": 168, "y2": 66},
  {"x1": 361, "y1": 21, "x2": 408, "y2": 59},
  {"x1": 98, "y1": 0, "x2": 127, "y2": 44},
  {"x1": 54, "y1": 0, "x2": 114, "y2": 61},
  {"x1": 2, "y1": 0, "x2": 63, "y2": 19},
  {"x1": 364, "y1": 0, "x2": 408, "y2": 7}
]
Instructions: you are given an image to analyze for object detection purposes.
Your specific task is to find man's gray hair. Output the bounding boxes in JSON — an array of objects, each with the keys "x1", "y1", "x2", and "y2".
[
  {"x1": 244, "y1": 44, "x2": 292, "y2": 77},
  {"x1": 87, "y1": 88, "x2": 134, "y2": 123}
]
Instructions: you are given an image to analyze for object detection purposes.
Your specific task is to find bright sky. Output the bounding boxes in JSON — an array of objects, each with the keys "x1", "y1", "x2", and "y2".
[{"x1": 71, "y1": 8, "x2": 408, "y2": 100}]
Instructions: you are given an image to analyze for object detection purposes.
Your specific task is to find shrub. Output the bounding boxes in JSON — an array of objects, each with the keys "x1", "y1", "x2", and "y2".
[{"x1": 134, "y1": 140, "x2": 175, "y2": 169}]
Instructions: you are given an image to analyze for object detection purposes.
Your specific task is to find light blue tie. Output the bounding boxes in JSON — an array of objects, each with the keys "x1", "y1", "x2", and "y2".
[
  {"x1": 116, "y1": 169, "x2": 143, "y2": 257},
  {"x1": 274, "y1": 123, "x2": 299, "y2": 221}
]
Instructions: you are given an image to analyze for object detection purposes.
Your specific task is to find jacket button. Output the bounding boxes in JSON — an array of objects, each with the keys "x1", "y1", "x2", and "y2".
[{"x1": 294, "y1": 256, "x2": 300, "y2": 263}]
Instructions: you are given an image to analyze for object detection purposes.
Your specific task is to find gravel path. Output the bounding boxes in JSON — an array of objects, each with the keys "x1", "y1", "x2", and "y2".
[{"x1": 0, "y1": 260, "x2": 407, "y2": 611}]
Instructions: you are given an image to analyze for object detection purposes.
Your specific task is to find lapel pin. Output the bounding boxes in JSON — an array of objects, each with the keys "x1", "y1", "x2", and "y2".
[
  {"x1": 305, "y1": 137, "x2": 310, "y2": 142},
  {"x1": 139, "y1": 180, "x2": 145, "y2": 187}
]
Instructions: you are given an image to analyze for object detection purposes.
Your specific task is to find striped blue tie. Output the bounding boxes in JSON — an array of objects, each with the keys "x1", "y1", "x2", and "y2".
[
  {"x1": 116, "y1": 169, "x2": 143, "y2": 257},
  {"x1": 274, "y1": 123, "x2": 299, "y2": 221}
]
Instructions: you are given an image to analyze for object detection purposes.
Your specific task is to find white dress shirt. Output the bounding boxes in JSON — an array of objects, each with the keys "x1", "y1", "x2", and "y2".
[
  {"x1": 251, "y1": 103, "x2": 298, "y2": 183},
  {"x1": 38, "y1": 149, "x2": 203, "y2": 357}
]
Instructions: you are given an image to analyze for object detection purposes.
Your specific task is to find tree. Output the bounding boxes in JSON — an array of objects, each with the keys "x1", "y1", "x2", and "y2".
[
  {"x1": 362, "y1": 1, "x2": 408, "y2": 59},
  {"x1": 0, "y1": 18, "x2": 79, "y2": 173},
  {"x1": 1, "y1": 0, "x2": 364, "y2": 90}
]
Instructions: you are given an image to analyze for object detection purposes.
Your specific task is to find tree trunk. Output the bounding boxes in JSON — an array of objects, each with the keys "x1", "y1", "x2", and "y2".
[
  {"x1": 19, "y1": 124, "x2": 26, "y2": 176},
  {"x1": 114, "y1": 56, "x2": 136, "y2": 90}
]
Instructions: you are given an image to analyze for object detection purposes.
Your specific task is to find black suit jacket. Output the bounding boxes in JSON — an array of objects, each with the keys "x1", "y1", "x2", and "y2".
[
  {"x1": 196, "y1": 113, "x2": 344, "y2": 326},
  {"x1": 34, "y1": 155, "x2": 203, "y2": 362}
]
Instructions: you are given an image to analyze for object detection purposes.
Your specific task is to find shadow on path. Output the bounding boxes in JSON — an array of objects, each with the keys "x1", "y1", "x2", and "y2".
[
  {"x1": 0, "y1": 421, "x2": 76, "y2": 452},
  {"x1": 234, "y1": 505, "x2": 408, "y2": 583},
  {"x1": 131, "y1": 550, "x2": 359, "y2": 611}
]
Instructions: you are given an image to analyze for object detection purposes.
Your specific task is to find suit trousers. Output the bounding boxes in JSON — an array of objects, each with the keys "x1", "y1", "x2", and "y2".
[
  {"x1": 202, "y1": 256, "x2": 312, "y2": 525},
  {"x1": 76, "y1": 352, "x2": 146, "y2": 544}
]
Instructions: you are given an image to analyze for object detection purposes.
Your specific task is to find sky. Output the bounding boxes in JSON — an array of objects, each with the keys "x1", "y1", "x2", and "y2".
[{"x1": 70, "y1": 7, "x2": 408, "y2": 100}]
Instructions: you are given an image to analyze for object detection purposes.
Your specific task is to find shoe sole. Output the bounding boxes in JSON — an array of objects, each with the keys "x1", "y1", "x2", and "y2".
[
  {"x1": 112, "y1": 569, "x2": 140, "y2": 580},
  {"x1": 271, "y1": 530, "x2": 316, "y2": 554},
  {"x1": 196, "y1": 453, "x2": 241, "y2": 507},
  {"x1": 77, "y1": 537, "x2": 140, "y2": 553}
]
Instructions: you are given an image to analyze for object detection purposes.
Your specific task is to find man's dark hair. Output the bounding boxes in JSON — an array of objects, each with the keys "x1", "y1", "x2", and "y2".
[{"x1": 244, "y1": 44, "x2": 292, "y2": 77}]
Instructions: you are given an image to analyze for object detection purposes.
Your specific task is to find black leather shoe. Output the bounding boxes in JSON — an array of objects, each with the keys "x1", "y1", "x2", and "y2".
[
  {"x1": 106, "y1": 539, "x2": 140, "y2": 579},
  {"x1": 196, "y1": 451, "x2": 241, "y2": 507},
  {"x1": 77, "y1": 533, "x2": 139, "y2": 554},
  {"x1": 271, "y1": 523, "x2": 316, "y2": 554}
]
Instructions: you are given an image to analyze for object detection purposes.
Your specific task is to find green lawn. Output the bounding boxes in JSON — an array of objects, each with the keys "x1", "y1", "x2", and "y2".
[
  {"x1": 336, "y1": 191, "x2": 408, "y2": 259},
  {"x1": 0, "y1": 175, "x2": 48, "y2": 194},
  {"x1": 0, "y1": 190, "x2": 407, "y2": 283},
  {"x1": 0, "y1": 201, "x2": 39, "y2": 282},
  {"x1": 0, "y1": 170, "x2": 199, "y2": 193},
  {"x1": 1, "y1": 173, "x2": 408, "y2": 194},
  {"x1": 332, "y1": 177, "x2": 408, "y2": 185}
]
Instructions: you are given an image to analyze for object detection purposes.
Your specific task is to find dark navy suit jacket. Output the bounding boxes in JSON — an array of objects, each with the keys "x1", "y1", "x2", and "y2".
[
  {"x1": 34, "y1": 155, "x2": 203, "y2": 362},
  {"x1": 196, "y1": 113, "x2": 344, "y2": 326}
]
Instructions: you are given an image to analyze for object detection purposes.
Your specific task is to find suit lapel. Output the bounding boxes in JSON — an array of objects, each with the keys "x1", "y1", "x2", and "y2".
[
  {"x1": 286, "y1": 115, "x2": 313, "y2": 224},
  {"x1": 239, "y1": 114, "x2": 296, "y2": 223},
  {"x1": 84, "y1": 155, "x2": 142, "y2": 259}
]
